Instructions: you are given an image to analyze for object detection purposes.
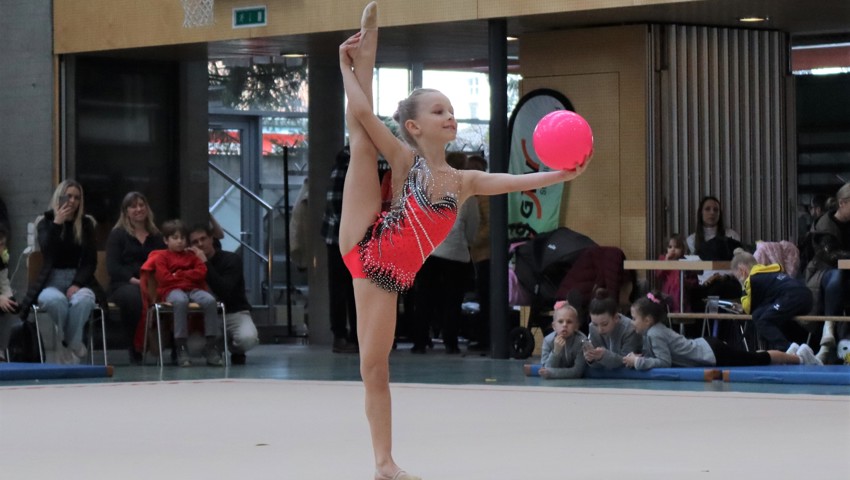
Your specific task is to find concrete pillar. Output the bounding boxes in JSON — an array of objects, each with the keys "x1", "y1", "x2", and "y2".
[
  {"x1": 178, "y1": 60, "x2": 211, "y2": 224},
  {"x1": 307, "y1": 48, "x2": 345, "y2": 346},
  {"x1": 0, "y1": 0, "x2": 54, "y2": 294}
]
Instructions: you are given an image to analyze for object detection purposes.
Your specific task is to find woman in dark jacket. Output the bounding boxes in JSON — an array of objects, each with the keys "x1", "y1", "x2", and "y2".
[
  {"x1": 20, "y1": 180, "x2": 99, "y2": 364},
  {"x1": 105, "y1": 192, "x2": 164, "y2": 362}
]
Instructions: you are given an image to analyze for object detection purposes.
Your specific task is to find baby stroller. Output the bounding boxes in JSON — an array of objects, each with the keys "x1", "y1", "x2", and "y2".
[{"x1": 509, "y1": 227, "x2": 596, "y2": 358}]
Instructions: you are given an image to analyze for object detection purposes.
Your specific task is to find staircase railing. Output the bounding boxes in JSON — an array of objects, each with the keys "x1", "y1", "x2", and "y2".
[{"x1": 208, "y1": 160, "x2": 275, "y2": 324}]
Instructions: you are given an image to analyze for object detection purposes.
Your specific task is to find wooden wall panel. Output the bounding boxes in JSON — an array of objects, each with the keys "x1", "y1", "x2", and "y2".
[
  {"x1": 479, "y1": 0, "x2": 693, "y2": 18},
  {"x1": 53, "y1": 0, "x2": 478, "y2": 54},
  {"x1": 520, "y1": 25, "x2": 649, "y2": 261}
]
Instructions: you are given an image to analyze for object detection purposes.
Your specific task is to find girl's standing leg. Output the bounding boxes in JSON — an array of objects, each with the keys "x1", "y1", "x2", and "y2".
[
  {"x1": 355, "y1": 282, "x2": 407, "y2": 478},
  {"x1": 338, "y1": 3, "x2": 416, "y2": 479}
]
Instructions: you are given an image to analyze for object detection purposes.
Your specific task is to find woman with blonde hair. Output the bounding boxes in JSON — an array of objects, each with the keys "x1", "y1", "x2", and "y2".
[
  {"x1": 106, "y1": 191, "x2": 165, "y2": 363},
  {"x1": 19, "y1": 180, "x2": 100, "y2": 364}
]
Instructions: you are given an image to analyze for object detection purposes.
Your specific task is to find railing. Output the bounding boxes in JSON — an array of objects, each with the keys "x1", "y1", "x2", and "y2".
[{"x1": 208, "y1": 160, "x2": 275, "y2": 324}]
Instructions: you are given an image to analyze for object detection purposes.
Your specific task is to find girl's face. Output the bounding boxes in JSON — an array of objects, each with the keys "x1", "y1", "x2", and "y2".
[
  {"x1": 408, "y1": 91, "x2": 457, "y2": 144},
  {"x1": 701, "y1": 199, "x2": 721, "y2": 227},
  {"x1": 590, "y1": 312, "x2": 617, "y2": 335},
  {"x1": 127, "y1": 198, "x2": 149, "y2": 224},
  {"x1": 734, "y1": 264, "x2": 750, "y2": 283},
  {"x1": 630, "y1": 306, "x2": 655, "y2": 334},
  {"x1": 552, "y1": 309, "x2": 579, "y2": 338},
  {"x1": 165, "y1": 232, "x2": 186, "y2": 252},
  {"x1": 62, "y1": 186, "x2": 82, "y2": 214},
  {"x1": 666, "y1": 238, "x2": 684, "y2": 259}
]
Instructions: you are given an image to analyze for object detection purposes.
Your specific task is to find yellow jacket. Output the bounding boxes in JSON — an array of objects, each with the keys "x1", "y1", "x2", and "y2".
[{"x1": 741, "y1": 263, "x2": 782, "y2": 314}]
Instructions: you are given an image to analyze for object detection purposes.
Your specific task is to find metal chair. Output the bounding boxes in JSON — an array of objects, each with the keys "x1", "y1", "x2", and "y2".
[
  {"x1": 140, "y1": 271, "x2": 228, "y2": 367},
  {"x1": 27, "y1": 251, "x2": 108, "y2": 365}
]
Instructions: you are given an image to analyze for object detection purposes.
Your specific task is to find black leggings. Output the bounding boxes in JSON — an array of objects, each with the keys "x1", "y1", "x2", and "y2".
[{"x1": 705, "y1": 336, "x2": 771, "y2": 367}]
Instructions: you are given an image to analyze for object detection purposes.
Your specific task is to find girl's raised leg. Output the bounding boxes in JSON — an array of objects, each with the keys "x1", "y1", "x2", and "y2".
[{"x1": 339, "y1": 1, "x2": 381, "y2": 253}]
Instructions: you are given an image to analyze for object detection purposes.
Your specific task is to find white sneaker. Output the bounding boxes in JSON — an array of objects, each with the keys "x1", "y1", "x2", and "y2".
[
  {"x1": 821, "y1": 334, "x2": 835, "y2": 347},
  {"x1": 797, "y1": 344, "x2": 822, "y2": 366},
  {"x1": 70, "y1": 343, "x2": 88, "y2": 361},
  {"x1": 57, "y1": 346, "x2": 78, "y2": 365},
  {"x1": 815, "y1": 345, "x2": 832, "y2": 364},
  {"x1": 785, "y1": 343, "x2": 800, "y2": 355}
]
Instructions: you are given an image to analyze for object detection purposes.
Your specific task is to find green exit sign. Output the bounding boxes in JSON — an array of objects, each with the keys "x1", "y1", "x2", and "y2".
[{"x1": 233, "y1": 6, "x2": 267, "y2": 28}]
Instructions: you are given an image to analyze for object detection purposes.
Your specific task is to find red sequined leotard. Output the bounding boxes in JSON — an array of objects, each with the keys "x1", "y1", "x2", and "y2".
[{"x1": 358, "y1": 155, "x2": 460, "y2": 292}]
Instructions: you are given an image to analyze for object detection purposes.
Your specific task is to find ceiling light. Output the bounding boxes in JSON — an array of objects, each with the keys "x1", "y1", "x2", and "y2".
[
  {"x1": 738, "y1": 16, "x2": 768, "y2": 23},
  {"x1": 281, "y1": 52, "x2": 307, "y2": 58},
  {"x1": 507, "y1": 36, "x2": 518, "y2": 42}
]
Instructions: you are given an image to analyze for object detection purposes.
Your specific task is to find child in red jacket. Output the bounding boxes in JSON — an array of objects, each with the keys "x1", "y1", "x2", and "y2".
[
  {"x1": 141, "y1": 219, "x2": 222, "y2": 367},
  {"x1": 655, "y1": 234, "x2": 697, "y2": 313}
]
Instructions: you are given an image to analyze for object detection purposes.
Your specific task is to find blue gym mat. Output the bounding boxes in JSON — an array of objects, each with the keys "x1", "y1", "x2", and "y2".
[
  {"x1": 721, "y1": 365, "x2": 850, "y2": 385},
  {"x1": 584, "y1": 366, "x2": 719, "y2": 382},
  {"x1": 524, "y1": 364, "x2": 719, "y2": 382},
  {"x1": 0, "y1": 362, "x2": 113, "y2": 381}
]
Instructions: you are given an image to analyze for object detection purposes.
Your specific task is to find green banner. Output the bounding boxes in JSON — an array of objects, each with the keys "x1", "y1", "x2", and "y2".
[{"x1": 508, "y1": 89, "x2": 573, "y2": 237}]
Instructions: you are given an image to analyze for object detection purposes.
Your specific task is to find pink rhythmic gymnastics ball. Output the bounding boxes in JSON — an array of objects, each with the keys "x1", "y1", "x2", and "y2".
[{"x1": 532, "y1": 110, "x2": 594, "y2": 171}]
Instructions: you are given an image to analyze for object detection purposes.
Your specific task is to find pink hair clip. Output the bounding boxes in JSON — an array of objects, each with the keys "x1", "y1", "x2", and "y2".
[
  {"x1": 646, "y1": 293, "x2": 661, "y2": 304},
  {"x1": 553, "y1": 300, "x2": 567, "y2": 310}
]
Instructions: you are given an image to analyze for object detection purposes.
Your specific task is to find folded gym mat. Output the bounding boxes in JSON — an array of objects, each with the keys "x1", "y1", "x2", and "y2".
[
  {"x1": 721, "y1": 365, "x2": 850, "y2": 385},
  {"x1": 0, "y1": 362, "x2": 113, "y2": 381}
]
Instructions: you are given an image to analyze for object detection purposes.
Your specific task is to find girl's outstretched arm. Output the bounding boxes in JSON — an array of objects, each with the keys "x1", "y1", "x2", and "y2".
[
  {"x1": 340, "y1": 33, "x2": 412, "y2": 172},
  {"x1": 462, "y1": 163, "x2": 588, "y2": 199}
]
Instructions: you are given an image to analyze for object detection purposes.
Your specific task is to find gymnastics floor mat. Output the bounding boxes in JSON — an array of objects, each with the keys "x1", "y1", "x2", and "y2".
[
  {"x1": 0, "y1": 362, "x2": 113, "y2": 381},
  {"x1": 721, "y1": 365, "x2": 850, "y2": 385}
]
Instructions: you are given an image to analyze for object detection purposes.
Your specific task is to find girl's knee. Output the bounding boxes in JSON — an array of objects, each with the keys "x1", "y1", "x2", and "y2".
[{"x1": 359, "y1": 352, "x2": 389, "y2": 376}]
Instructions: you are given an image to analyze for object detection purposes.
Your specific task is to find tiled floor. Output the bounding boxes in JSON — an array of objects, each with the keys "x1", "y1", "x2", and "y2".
[{"x1": 10, "y1": 342, "x2": 850, "y2": 396}]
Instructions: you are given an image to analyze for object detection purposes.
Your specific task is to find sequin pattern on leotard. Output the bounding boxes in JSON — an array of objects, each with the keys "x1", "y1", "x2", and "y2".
[{"x1": 359, "y1": 155, "x2": 460, "y2": 292}]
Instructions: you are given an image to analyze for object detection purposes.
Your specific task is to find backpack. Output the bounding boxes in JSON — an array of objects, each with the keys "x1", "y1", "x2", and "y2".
[{"x1": 7, "y1": 320, "x2": 43, "y2": 363}]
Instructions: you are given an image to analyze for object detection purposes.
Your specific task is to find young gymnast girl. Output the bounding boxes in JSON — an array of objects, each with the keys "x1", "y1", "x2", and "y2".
[
  {"x1": 623, "y1": 291, "x2": 821, "y2": 370},
  {"x1": 339, "y1": 3, "x2": 587, "y2": 479}
]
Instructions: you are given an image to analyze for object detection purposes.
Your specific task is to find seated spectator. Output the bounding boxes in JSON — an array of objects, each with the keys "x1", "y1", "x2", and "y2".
[
  {"x1": 141, "y1": 219, "x2": 221, "y2": 367},
  {"x1": 655, "y1": 233, "x2": 697, "y2": 312},
  {"x1": 623, "y1": 291, "x2": 821, "y2": 369},
  {"x1": 0, "y1": 224, "x2": 21, "y2": 359},
  {"x1": 19, "y1": 180, "x2": 100, "y2": 364},
  {"x1": 687, "y1": 196, "x2": 742, "y2": 259},
  {"x1": 686, "y1": 196, "x2": 743, "y2": 324},
  {"x1": 798, "y1": 194, "x2": 828, "y2": 243},
  {"x1": 804, "y1": 183, "x2": 850, "y2": 362},
  {"x1": 584, "y1": 288, "x2": 642, "y2": 369},
  {"x1": 106, "y1": 192, "x2": 165, "y2": 363},
  {"x1": 538, "y1": 301, "x2": 587, "y2": 379},
  {"x1": 731, "y1": 249, "x2": 812, "y2": 351},
  {"x1": 188, "y1": 224, "x2": 259, "y2": 365}
]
